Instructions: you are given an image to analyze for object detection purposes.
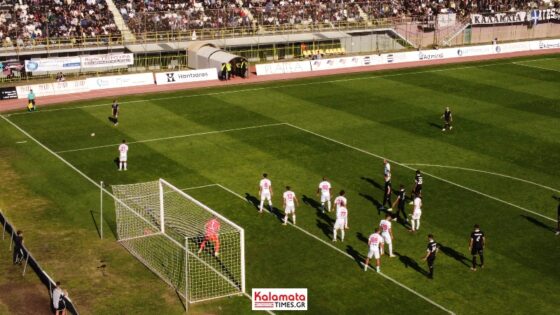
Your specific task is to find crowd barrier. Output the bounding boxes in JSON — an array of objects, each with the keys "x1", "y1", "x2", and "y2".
[
  {"x1": 0, "y1": 210, "x2": 79, "y2": 314},
  {"x1": 8, "y1": 68, "x2": 219, "y2": 100},
  {"x1": 256, "y1": 38, "x2": 560, "y2": 75}
]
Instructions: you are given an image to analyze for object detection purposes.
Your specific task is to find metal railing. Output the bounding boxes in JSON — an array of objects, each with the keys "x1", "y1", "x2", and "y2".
[{"x1": 0, "y1": 209, "x2": 78, "y2": 315}]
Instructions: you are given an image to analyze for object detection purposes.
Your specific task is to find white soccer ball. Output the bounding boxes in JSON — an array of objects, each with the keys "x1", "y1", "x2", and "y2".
[{"x1": 91, "y1": 133, "x2": 95, "y2": 137}]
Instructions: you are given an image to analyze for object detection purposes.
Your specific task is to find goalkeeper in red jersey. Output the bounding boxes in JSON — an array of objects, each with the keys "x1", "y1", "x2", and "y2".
[{"x1": 198, "y1": 216, "x2": 221, "y2": 257}]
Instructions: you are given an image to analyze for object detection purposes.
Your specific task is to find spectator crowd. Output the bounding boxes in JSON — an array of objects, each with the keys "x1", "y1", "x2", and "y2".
[
  {"x1": 0, "y1": 0, "x2": 120, "y2": 47},
  {"x1": 0, "y1": 0, "x2": 558, "y2": 46}
]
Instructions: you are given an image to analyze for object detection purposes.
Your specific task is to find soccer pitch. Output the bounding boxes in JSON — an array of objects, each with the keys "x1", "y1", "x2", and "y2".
[{"x1": 0, "y1": 55, "x2": 559, "y2": 314}]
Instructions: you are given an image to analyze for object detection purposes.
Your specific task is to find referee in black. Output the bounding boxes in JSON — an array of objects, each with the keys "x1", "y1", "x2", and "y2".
[
  {"x1": 441, "y1": 106, "x2": 453, "y2": 131},
  {"x1": 422, "y1": 234, "x2": 438, "y2": 279},
  {"x1": 469, "y1": 224, "x2": 485, "y2": 271}
]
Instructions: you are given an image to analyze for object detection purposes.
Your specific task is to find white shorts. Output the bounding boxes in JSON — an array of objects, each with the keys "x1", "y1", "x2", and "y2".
[
  {"x1": 381, "y1": 232, "x2": 392, "y2": 245},
  {"x1": 260, "y1": 191, "x2": 271, "y2": 201},
  {"x1": 367, "y1": 246, "x2": 380, "y2": 259},
  {"x1": 320, "y1": 193, "x2": 331, "y2": 203},
  {"x1": 412, "y1": 209, "x2": 422, "y2": 220},
  {"x1": 334, "y1": 218, "x2": 346, "y2": 230},
  {"x1": 285, "y1": 205, "x2": 295, "y2": 214},
  {"x1": 120, "y1": 154, "x2": 127, "y2": 162}
]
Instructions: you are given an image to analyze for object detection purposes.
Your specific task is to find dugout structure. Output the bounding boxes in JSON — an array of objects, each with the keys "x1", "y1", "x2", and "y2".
[{"x1": 112, "y1": 179, "x2": 245, "y2": 307}]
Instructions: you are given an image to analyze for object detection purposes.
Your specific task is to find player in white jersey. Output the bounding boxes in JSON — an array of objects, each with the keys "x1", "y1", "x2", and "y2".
[
  {"x1": 282, "y1": 186, "x2": 299, "y2": 225},
  {"x1": 258, "y1": 173, "x2": 273, "y2": 213},
  {"x1": 333, "y1": 206, "x2": 348, "y2": 242},
  {"x1": 379, "y1": 214, "x2": 396, "y2": 257},
  {"x1": 410, "y1": 194, "x2": 422, "y2": 232},
  {"x1": 383, "y1": 159, "x2": 391, "y2": 180},
  {"x1": 118, "y1": 139, "x2": 128, "y2": 171},
  {"x1": 316, "y1": 177, "x2": 332, "y2": 213},
  {"x1": 333, "y1": 190, "x2": 347, "y2": 212},
  {"x1": 364, "y1": 227, "x2": 384, "y2": 272}
]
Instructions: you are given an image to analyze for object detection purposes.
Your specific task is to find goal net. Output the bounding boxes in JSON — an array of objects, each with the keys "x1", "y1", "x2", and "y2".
[{"x1": 112, "y1": 179, "x2": 245, "y2": 305}]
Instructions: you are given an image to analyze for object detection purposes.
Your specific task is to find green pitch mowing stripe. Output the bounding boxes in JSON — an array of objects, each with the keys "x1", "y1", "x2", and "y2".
[{"x1": 1, "y1": 114, "x2": 452, "y2": 314}]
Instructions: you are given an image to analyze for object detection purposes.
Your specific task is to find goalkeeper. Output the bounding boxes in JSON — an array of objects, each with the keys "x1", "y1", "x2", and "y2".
[{"x1": 198, "y1": 216, "x2": 221, "y2": 257}]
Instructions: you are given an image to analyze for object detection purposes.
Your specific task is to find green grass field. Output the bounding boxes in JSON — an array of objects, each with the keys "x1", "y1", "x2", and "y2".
[{"x1": 0, "y1": 54, "x2": 559, "y2": 315}]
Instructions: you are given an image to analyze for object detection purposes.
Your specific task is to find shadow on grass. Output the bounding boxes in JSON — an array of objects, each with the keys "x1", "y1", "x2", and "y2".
[
  {"x1": 316, "y1": 219, "x2": 332, "y2": 240},
  {"x1": 429, "y1": 122, "x2": 442, "y2": 130},
  {"x1": 346, "y1": 245, "x2": 365, "y2": 270},
  {"x1": 359, "y1": 193, "x2": 383, "y2": 214},
  {"x1": 521, "y1": 214, "x2": 556, "y2": 233},
  {"x1": 302, "y1": 194, "x2": 334, "y2": 225},
  {"x1": 394, "y1": 251, "x2": 429, "y2": 278},
  {"x1": 90, "y1": 210, "x2": 101, "y2": 238},
  {"x1": 113, "y1": 157, "x2": 120, "y2": 169},
  {"x1": 245, "y1": 193, "x2": 283, "y2": 222},
  {"x1": 439, "y1": 243, "x2": 470, "y2": 268},
  {"x1": 356, "y1": 232, "x2": 368, "y2": 244}
]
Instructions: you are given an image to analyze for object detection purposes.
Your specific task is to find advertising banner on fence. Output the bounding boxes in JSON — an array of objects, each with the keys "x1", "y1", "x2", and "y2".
[
  {"x1": 155, "y1": 68, "x2": 218, "y2": 85},
  {"x1": 25, "y1": 54, "x2": 134, "y2": 72},
  {"x1": 471, "y1": 9, "x2": 559, "y2": 25},
  {"x1": 16, "y1": 83, "x2": 55, "y2": 99},
  {"x1": 52, "y1": 80, "x2": 89, "y2": 95},
  {"x1": 255, "y1": 61, "x2": 312, "y2": 75},
  {"x1": 531, "y1": 39, "x2": 560, "y2": 50},
  {"x1": 86, "y1": 73, "x2": 154, "y2": 90},
  {"x1": 0, "y1": 87, "x2": 18, "y2": 100},
  {"x1": 81, "y1": 53, "x2": 134, "y2": 69},
  {"x1": 15, "y1": 80, "x2": 90, "y2": 99},
  {"x1": 25, "y1": 57, "x2": 81, "y2": 72},
  {"x1": 310, "y1": 55, "x2": 383, "y2": 71}
]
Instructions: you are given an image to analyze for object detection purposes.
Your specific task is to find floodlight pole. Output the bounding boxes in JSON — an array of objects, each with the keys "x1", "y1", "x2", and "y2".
[{"x1": 100, "y1": 181, "x2": 104, "y2": 239}]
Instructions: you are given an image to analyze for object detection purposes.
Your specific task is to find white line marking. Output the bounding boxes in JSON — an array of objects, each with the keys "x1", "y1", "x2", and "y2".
[
  {"x1": 56, "y1": 123, "x2": 286, "y2": 154},
  {"x1": 403, "y1": 163, "x2": 560, "y2": 193},
  {"x1": 0, "y1": 115, "x2": 263, "y2": 313},
  {"x1": 214, "y1": 183, "x2": 455, "y2": 315},
  {"x1": 512, "y1": 61, "x2": 560, "y2": 73},
  {"x1": 180, "y1": 184, "x2": 219, "y2": 191},
  {"x1": 4, "y1": 59, "x2": 544, "y2": 117},
  {"x1": 16, "y1": 141, "x2": 27, "y2": 144},
  {"x1": 285, "y1": 123, "x2": 556, "y2": 222}
]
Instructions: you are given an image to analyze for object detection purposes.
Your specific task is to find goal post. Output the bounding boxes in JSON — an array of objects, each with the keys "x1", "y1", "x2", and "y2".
[{"x1": 112, "y1": 179, "x2": 246, "y2": 305}]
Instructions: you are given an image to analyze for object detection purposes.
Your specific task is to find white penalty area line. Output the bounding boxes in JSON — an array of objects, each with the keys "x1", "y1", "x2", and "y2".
[
  {"x1": 55, "y1": 123, "x2": 286, "y2": 154},
  {"x1": 5, "y1": 57, "x2": 555, "y2": 117},
  {"x1": 512, "y1": 61, "x2": 560, "y2": 73},
  {"x1": 181, "y1": 183, "x2": 454, "y2": 315},
  {"x1": 285, "y1": 123, "x2": 557, "y2": 223},
  {"x1": 0, "y1": 115, "x2": 272, "y2": 315},
  {"x1": 403, "y1": 163, "x2": 560, "y2": 193}
]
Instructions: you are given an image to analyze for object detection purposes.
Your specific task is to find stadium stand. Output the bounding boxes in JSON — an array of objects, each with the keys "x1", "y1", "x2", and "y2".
[{"x1": 0, "y1": 0, "x2": 120, "y2": 48}]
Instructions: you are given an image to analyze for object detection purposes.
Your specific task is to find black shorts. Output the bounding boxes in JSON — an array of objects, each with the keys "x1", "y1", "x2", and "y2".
[
  {"x1": 414, "y1": 185, "x2": 422, "y2": 194},
  {"x1": 56, "y1": 299, "x2": 66, "y2": 311},
  {"x1": 427, "y1": 255, "x2": 436, "y2": 267},
  {"x1": 471, "y1": 248, "x2": 483, "y2": 256}
]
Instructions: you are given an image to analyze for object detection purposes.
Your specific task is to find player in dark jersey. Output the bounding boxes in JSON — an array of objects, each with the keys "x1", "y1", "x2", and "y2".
[
  {"x1": 111, "y1": 99, "x2": 119, "y2": 126},
  {"x1": 410, "y1": 170, "x2": 423, "y2": 203},
  {"x1": 469, "y1": 224, "x2": 486, "y2": 271},
  {"x1": 391, "y1": 184, "x2": 407, "y2": 223},
  {"x1": 381, "y1": 176, "x2": 392, "y2": 211},
  {"x1": 441, "y1": 106, "x2": 452, "y2": 131},
  {"x1": 422, "y1": 234, "x2": 438, "y2": 279}
]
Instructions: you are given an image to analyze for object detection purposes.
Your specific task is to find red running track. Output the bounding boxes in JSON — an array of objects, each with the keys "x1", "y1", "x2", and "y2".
[{"x1": 1, "y1": 48, "x2": 559, "y2": 113}]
